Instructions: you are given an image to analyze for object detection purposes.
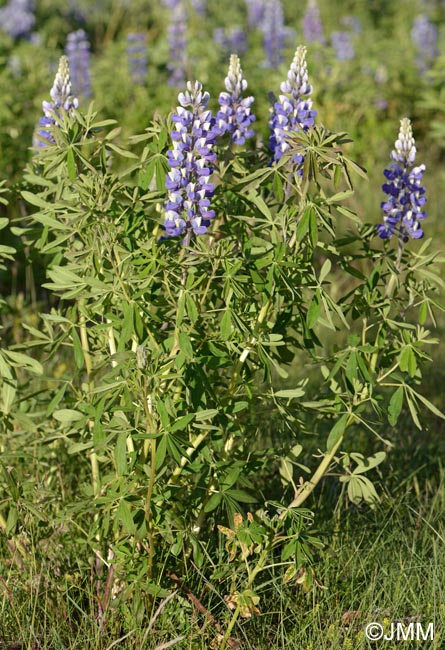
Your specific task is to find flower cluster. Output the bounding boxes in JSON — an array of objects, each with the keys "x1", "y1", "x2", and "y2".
[
  {"x1": 127, "y1": 32, "x2": 148, "y2": 85},
  {"x1": 164, "y1": 81, "x2": 219, "y2": 238},
  {"x1": 331, "y1": 30, "x2": 355, "y2": 61},
  {"x1": 0, "y1": 0, "x2": 35, "y2": 39},
  {"x1": 165, "y1": 0, "x2": 187, "y2": 86},
  {"x1": 269, "y1": 46, "x2": 316, "y2": 166},
  {"x1": 262, "y1": 0, "x2": 285, "y2": 68},
  {"x1": 34, "y1": 55, "x2": 78, "y2": 147},
  {"x1": 411, "y1": 14, "x2": 438, "y2": 73},
  {"x1": 66, "y1": 29, "x2": 92, "y2": 100},
  {"x1": 377, "y1": 118, "x2": 426, "y2": 242},
  {"x1": 216, "y1": 55, "x2": 256, "y2": 146},
  {"x1": 303, "y1": 0, "x2": 325, "y2": 44}
]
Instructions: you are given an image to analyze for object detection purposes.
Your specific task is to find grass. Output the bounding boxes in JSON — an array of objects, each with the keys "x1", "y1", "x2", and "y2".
[{"x1": 0, "y1": 420, "x2": 443, "y2": 649}]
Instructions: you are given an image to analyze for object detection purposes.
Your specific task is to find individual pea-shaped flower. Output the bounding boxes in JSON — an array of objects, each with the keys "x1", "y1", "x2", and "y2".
[
  {"x1": 216, "y1": 54, "x2": 256, "y2": 146},
  {"x1": 164, "y1": 81, "x2": 219, "y2": 238},
  {"x1": 377, "y1": 118, "x2": 426, "y2": 242},
  {"x1": 34, "y1": 55, "x2": 78, "y2": 147},
  {"x1": 269, "y1": 45, "x2": 317, "y2": 166}
]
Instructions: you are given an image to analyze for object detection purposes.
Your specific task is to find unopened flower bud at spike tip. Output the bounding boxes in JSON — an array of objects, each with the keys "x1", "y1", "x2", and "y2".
[{"x1": 378, "y1": 118, "x2": 427, "y2": 242}]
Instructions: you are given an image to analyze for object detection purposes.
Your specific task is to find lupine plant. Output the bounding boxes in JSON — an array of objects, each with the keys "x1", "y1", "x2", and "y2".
[{"x1": 12, "y1": 41, "x2": 443, "y2": 643}]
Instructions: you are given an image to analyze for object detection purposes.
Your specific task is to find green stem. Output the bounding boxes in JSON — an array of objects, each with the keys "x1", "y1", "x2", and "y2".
[
  {"x1": 79, "y1": 302, "x2": 101, "y2": 498},
  {"x1": 221, "y1": 299, "x2": 272, "y2": 461},
  {"x1": 370, "y1": 239, "x2": 404, "y2": 374},
  {"x1": 281, "y1": 416, "x2": 353, "y2": 516},
  {"x1": 220, "y1": 549, "x2": 269, "y2": 649},
  {"x1": 142, "y1": 379, "x2": 157, "y2": 579},
  {"x1": 0, "y1": 511, "x2": 28, "y2": 561}
]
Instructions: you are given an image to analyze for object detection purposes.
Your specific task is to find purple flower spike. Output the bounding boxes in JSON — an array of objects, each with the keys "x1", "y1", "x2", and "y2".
[
  {"x1": 164, "y1": 81, "x2": 219, "y2": 238},
  {"x1": 411, "y1": 14, "x2": 438, "y2": 73},
  {"x1": 378, "y1": 118, "x2": 426, "y2": 242},
  {"x1": 66, "y1": 29, "x2": 92, "y2": 100},
  {"x1": 269, "y1": 46, "x2": 316, "y2": 167},
  {"x1": 0, "y1": 0, "x2": 35, "y2": 39},
  {"x1": 331, "y1": 30, "x2": 355, "y2": 61},
  {"x1": 166, "y1": 0, "x2": 187, "y2": 87},
  {"x1": 127, "y1": 32, "x2": 148, "y2": 85},
  {"x1": 217, "y1": 54, "x2": 256, "y2": 145},
  {"x1": 262, "y1": 0, "x2": 285, "y2": 68},
  {"x1": 303, "y1": 0, "x2": 325, "y2": 44},
  {"x1": 245, "y1": 0, "x2": 264, "y2": 28},
  {"x1": 34, "y1": 55, "x2": 78, "y2": 148}
]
